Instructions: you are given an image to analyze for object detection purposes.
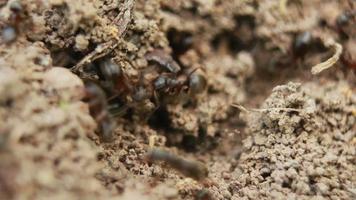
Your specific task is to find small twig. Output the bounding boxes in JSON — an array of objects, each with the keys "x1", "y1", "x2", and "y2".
[
  {"x1": 231, "y1": 103, "x2": 303, "y2": 113},
  {"x1": 71, "y1": 0, "x2": 135, "y2": 73},
  {"x1": 71, "y1": 42, "x2": 117, "y2": 72},
  {"x1": 114, "y1": 0, "x2": 135, "y2": 37},
  {"x1": 311, "y1": 38, "x2": 342, "y2": 75}
]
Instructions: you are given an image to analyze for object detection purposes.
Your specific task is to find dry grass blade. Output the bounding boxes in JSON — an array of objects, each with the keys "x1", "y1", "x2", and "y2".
[{"x1": 311, "y1": 38, "x2": 342, "y2": 75}]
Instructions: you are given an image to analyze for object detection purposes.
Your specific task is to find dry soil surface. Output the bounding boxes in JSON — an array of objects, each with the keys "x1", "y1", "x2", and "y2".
[{"x1": 0, "y1": 0, "x2": 355, "y2": 200}]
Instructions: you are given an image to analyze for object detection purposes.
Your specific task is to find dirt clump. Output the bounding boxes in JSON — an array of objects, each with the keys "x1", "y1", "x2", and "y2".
[
  {"x1": 230, "y1": 81, "x2": 355, "y2": 199},
  {"x1": 0, "y1": 42, "x2": 111, "y2": 199}
]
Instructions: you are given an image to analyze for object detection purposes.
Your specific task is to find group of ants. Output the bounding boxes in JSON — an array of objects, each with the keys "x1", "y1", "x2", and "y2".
[{"x1": 1, "y1": 1, "x2": 354, "y2": 197}]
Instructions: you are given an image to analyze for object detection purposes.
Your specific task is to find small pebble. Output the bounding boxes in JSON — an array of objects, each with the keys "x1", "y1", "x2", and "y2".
[{"x1": 75, "y1": 34, "x2": 89, "y2": 51}]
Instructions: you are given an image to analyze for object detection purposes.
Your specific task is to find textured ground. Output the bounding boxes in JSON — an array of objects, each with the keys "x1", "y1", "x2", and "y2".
[{"x1": 0, "y1": 0, "x2": 355, "y2": 199}]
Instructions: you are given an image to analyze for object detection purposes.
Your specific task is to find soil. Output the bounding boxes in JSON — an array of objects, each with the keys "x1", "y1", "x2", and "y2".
[{"x1": 0, "y1": 0, "x2": 355, "y2": 200}]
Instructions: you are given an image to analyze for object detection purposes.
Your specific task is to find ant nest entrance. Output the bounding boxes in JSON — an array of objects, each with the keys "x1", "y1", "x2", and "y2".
[{"x1": 1, "y1": 0, "x2": 355, "y2": 200}]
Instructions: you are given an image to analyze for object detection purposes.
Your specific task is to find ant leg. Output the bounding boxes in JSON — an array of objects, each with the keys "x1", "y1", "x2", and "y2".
[{"x1": 99, "y1": 115, "x2": 116, "y2": 142}]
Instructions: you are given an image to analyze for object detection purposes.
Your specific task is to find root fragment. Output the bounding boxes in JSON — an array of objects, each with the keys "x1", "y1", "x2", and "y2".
[
  {"x1": 310, "y1": 38, "x2": 342, "y2": 75},
  {"x1": 231, "y1": 103, "x2": 302, "y2": 113}
]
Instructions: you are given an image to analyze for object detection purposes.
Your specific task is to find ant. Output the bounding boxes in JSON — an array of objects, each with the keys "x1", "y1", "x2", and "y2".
[
  {"x1": 153, "y1": 68, "x2": 206, "y2": 96},
  {"x1": 1, "y1": 0, "x2": 25, "y2": 44},
  {"x1": 145, "y1": 49, "x2": 181, "y2": 73},
  {"x1": 335, "y1": 10, "x2": 355, "y2": 38},
  {"x1": 146, "y1": 50, "x2": 207, "y2": 98},
  {"x1": 96, "y1": 58, "x2": 155, "y2": 115},
  {"x1": 81, "y1": 50, "x2": 207, "y2": 141},
  {"x1": 293, "y1": 31, "x2": 313, "y2": 58},
  {"x1": 99, "y1": 50, "x2": 206, "y2": 106},
  {"x1": 98, "y1": 58, "x2": 132, "y2": 96},
  {"x1": 146, "y1": 148, "x2": 209, "y2": 181},
  {"x1": 341, "y1": 39, "x2": 356, "y2": 70},
  {"x1": 83, "y1": 81, "x2": 116, "y2": 142}
]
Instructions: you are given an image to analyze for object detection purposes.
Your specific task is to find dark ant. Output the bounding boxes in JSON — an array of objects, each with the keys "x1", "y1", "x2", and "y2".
[
  {"x1": 293, "y1": 31, "x2": 313, "y2": 58},
  {"x1": 98, "y1": 58, "x2": 132, "y2": 96},
  {"x1": 147, "y1": 148, "x2": 214, "y2": 199},
  {"x1": 153, "y1": 73, "x2": 187, "y2": 95},
  {"x1": 99, "y1": 59, "x2": 122, "y2": 82},
  {"x1": 97, "y1": 58, "x2": 154, "y2": 113},
  {"x1": 146, "y1": 49, "x2": 206, "y2": 96},
  {"x1": 83, "y1": 81, "x2": 116, "y2": 142},
  {"x1": 188, "y1": 73, "x2": 207, "y2": 95},
  {"x1": 99, "y1": 51, "x2": 206, "y2": 105},
  {"x1": 146, "y1": 149, "x2": 209, "y2": 181},
  {"x1": 80, "y1": 51, "x2": 207, "y2": 140},
  {"x1": 145, "y1": 49, "x2": 181, "y2": 73},
  {"x1": 1, "y1": 0, "x2": 24, "y2": 44},
  {"x1": 341, "y1": 39, "x2": 356, "y2": 70},
  {"x1": 335, "y1": 11, "x2": 355, "y2": 38},
  {"x1": 336, "y1": 12, "x2": 350, "y2": 27},
  {"x1": 153, "y1": 68, "x2": 206, "y2": 97},
  {"x1": 9, "y1": 0, "x2": 23, "y2": 18}
]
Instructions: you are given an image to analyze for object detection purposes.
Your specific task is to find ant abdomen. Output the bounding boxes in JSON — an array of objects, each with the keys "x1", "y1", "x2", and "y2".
[
  {"x1": 99, "y1": 59, "x2": 122, "y2": 83},
  {"x1": 145, "y1": 49, "x2": 181, "y2": 73},
  {"x1": 189, "y1": 73, "x2": 207, "y2": 95},
  {"x1": 84, "y1": 81, "x2": 115, "y2": 142},
  {"x1": 146, "y1": 149, "x2": 209, "y2": 181}
]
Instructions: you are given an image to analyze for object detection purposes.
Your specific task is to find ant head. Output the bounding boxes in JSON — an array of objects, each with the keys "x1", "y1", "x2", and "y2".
[
  {"x1": 9, "y1": 0, "x2": 23, "y2": 13},
  {"x1": 153, "y1": 76, "x2": 167, "y2": 90}
]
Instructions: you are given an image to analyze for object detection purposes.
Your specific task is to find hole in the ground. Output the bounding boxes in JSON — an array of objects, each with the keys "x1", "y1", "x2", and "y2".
[
  {"x1": 211, "y1": 15, "x2": 257, "y2": 54},
  {"x1": 167, "y1": 28, "x2": 194, "y2": 58},
  {"x1": 148, "y1": 106, "x2": 172, "y2": 130},
  {"x1": 50, "y1": 48, "x2": 85, "y2": 68},
  {"x1": 282, "y1": 180, "x2": 291, "y2": 188},
  {"x1": 181, "y1": 135, "x2": 198, "y2": 152},
  {"x1": 233, "y1": 15, "x2": 256, "y2": 47},
  {"x1": 309, "y1": 177, "x2": 317, "y2": 194},
  {"x1": 147, "y1": 108, "x2": 219, "y2": 151},
  {"x1": 261, "y1": 171, "x2": 271, "y2": 179}
]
